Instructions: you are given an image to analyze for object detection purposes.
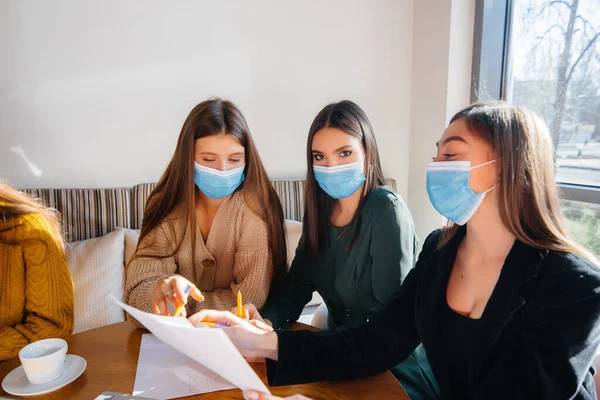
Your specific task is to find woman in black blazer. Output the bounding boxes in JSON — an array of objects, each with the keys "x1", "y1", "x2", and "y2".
[{"x1": 190, "y1": 103, "x2": 600, "y2": 400}]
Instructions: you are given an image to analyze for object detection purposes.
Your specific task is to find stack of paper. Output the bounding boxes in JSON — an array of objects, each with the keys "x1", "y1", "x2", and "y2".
[
  {"x1": 133, "y1": 334, "x2": 235, "y2": 399},
  {"x1": 113, "y1": 298, "x2": 270, "y2": 399}
]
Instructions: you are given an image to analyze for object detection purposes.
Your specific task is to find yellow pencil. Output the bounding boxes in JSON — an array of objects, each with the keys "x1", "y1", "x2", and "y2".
[
  {"x1": 173, "y1": 305, "x2": 184, "y2": 318},
  {"x1": 237, "y1": 290, "x2": 243, "y2": 319}
]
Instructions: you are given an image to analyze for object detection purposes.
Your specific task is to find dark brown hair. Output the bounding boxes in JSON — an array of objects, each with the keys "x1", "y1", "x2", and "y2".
[
  {"x1": 302, "y1": 100, "x2": 386, "y2": 257},
  {"x1": 133, "y1": 98, "x2": 288, "y2": 288},
  {"x1": 0, "y1": 179, "x2": 66, "y2": 254},
  {"x1": 439, "y1": 102, "x2": 598, "y2": 265}
]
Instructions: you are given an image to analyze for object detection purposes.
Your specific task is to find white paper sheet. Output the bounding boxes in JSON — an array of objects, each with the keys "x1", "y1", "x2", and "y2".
[
  {"x1": 133, "y1": 334, "x2": 235, "y2": 399},
  {"x1": 112, "y1": 298, "x2": 271, "y2": 396}
]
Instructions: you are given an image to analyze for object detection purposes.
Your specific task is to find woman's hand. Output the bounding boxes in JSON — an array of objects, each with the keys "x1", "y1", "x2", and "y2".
[
  {"x1": 232, "y1": 302, "x2": 274, "y2": 328},
  {"x1": 152, "y1": 275, "x2": 204, "y2": 317},
  {"x1": 188, "y1": 310, "x2": 279, "y2": 360},
  {"x1": 227, "y1": 305, "x2": 273, "y2": 363},
  {"x1": 242, "y1": 391, "x2": 312, "y2": 400}
]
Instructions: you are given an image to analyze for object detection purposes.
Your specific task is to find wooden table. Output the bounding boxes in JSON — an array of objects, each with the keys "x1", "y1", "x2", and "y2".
[{"x1": 0, "y1": 322, "x2": 408, "y2": 400}]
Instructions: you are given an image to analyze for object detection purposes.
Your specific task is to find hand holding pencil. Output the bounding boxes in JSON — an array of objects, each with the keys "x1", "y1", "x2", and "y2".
[
  {"x1": 151, "y1": 274, "x2": 204, "y2": 317},
  {"x1": 232, "y1": 302, "x2": 273, "y2": 329},
  {"x1": 192, "y1": 291, "x2": 246, "y2": 329}
]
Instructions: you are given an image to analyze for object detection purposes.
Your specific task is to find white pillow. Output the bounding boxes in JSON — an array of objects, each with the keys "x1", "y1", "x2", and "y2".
[
  {"x1": 285, "y1": 220, "x2": 303, "y2": 268},
  {"x1": 66, "y1": 228, "x2": 126, "y2": 333},
  {"x1": 124, "y1": 228, "x2": 141, "y2": 266},
  {"x1": 283, "y1": 220, "x2": 322, "y2": 307}
]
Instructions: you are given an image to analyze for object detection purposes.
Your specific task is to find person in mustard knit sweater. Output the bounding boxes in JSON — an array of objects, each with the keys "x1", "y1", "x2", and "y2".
[{"x1": 0, "y1": 180, "x2": 74, "y2": 362}]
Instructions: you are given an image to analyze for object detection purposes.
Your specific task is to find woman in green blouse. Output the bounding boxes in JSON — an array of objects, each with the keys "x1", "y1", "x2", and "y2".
[{"x1": 238, "y1": 100, "x2": 438, "y2": 399}]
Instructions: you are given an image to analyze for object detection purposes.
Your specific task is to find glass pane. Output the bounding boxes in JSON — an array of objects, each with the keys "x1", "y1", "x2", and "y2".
[
  {"x1": 561, "y1": 200, "x2": 600, "y2": 256},
  {"x1": 509, "y1": 0, "x2": 600, "y2": 187}
]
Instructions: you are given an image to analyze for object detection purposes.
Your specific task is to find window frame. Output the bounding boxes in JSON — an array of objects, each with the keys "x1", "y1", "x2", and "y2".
[{"x1": 471, "y1": 0, "x2": 600, "y2": 205}]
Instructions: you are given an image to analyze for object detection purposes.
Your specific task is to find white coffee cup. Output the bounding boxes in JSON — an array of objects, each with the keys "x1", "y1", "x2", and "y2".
[{"x1": 18, "y1": 338, "x2": 68, "y2": 384}]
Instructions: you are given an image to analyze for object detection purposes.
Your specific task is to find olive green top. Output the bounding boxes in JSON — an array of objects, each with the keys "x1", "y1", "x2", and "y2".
[{"x1": 262, "y1": 187, "x2": 418, "y2": 329}]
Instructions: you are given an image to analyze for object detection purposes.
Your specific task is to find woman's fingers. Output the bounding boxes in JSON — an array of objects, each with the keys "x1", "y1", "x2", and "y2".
[
  {"x1": 152, "y1": 276, "x2": 181, "y2": 315},
  {"x1": 188, "y1": 309, "x2": 245, "y2": 327},
  {"x1": 172, "y1": 278, "x2": 204, "y2": 303},
  {"x1": 153, "y1": 275, "x2": 202, "y2": 316},
  {"x1": 242, "y1": 390, "x2": 277, "y2": 400},
  {"x1": 238, "y1": 303, "x2": 265, "y2": 322},
  {"x1": 153, "y1": 296, "x2": 169, "y2": 316},
  {"x1": 232, "y1": 305, "x2": 251, "y2": 320},
  {"x1": 171, "y1": 279, "x2": 190, "y2": 307},
  {"x1": 242, "y1": 391, "x2": 312, "y2": 400},
  {"x1": 191, "y1": 286, "x2": 205, "y2": 302},
  {"x1": 188, "y1": 310, "x2": 211, "y2": 325},
  {"x1": 242, "y1": 390, "x2": 260, "y2": 400},
  {"x1": 244, "y1": 303, "x2": 259, "y2": 318},
  {"x1": 248, "y1": 319, "x2": 274, "y2": 332},
  {"x1": 158, "y1": 277, "x2": 204, "y2": 316}
]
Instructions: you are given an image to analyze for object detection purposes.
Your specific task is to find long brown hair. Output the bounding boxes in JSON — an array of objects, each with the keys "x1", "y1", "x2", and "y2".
[
  {"x1": 439, "y1": 102, "x2": 599, "y2": 265},
  {"x1": 303, "y1": 100, "x2": 386, "y2": 257},
  {"x1": 134, "y1": 98, "x2": 288, "y2": 288},
  {"x1": 0, "y1": 179, "x2": 66, "y2": 254}
]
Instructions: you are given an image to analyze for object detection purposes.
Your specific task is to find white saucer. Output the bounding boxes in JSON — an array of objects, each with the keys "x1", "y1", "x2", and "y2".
[{"x1": 2, "y1": 354, "x2": 86, "y2": 396}]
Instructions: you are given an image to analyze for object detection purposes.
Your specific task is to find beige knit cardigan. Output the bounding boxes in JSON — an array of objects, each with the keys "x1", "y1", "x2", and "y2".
[{"x1": 124, "y1": 191, "x2": 273, "y2": 320}]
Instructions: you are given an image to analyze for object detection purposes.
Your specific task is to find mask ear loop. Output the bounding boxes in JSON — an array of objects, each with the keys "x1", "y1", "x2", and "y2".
[
  {"x1": 471, "y1": 159, "x2": 498, "y2": 194},
  {"x1": 470, "y1": 158, "x2": 498, "y2": 170},
  {"x1": 362, "y1": 155, "x2": 372, "y2": 187},
  {"x1": 458, "y1": 179, "x2": 496, "y2": 225},
  {"x1": 483, "y1": 185, "x2": 496, "y2": 194}
]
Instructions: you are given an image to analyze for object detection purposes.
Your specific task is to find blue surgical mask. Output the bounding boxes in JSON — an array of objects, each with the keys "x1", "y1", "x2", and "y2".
[
  {"x1": 193, "y1": 162, "x2": 245, "y2": 199},
  {"x1": 313, "y1": 159, "x2": 366, "y2": 199},
  {"x1": 426, "y1": 160, "x2": 496, "y2": 225}
]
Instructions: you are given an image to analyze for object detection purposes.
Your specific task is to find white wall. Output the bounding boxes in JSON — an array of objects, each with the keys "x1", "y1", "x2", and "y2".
[
  {"x1": 0, "y1": 0, "x2": 414, "y2": 196},
  {"x1": 407, "y1": 0, "x2": 475, "y2": 244},
  {"x1": 0, "y1": 0, "x2": 477, "y2": 240}
]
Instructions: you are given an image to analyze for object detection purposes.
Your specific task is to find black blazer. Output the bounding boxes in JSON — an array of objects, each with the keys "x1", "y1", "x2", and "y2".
[{"x1": 266, "y1": 228, "x2": 600, "y2": 399}]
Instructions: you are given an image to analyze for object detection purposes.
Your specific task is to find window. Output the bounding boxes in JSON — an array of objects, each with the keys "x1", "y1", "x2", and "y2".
[
  {"x1": 472, "y1": 0, "x2": 600, "y2": 255},
  {"x1": 561, "y1": 200, "x2": 600, "y2": 255},
  {"x1": 510, "y1": 0, "x2": 600, "y2": 187}
]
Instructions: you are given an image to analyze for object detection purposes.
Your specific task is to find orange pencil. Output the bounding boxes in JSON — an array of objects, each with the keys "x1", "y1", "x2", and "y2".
[{"x1": 173, "y1": 285, "x2": 192, "y2": 317}]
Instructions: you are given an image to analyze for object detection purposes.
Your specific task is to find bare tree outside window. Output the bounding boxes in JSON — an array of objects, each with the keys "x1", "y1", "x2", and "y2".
[{"x1": 508, "y1": 0, "x2": 599, "y2": 255}]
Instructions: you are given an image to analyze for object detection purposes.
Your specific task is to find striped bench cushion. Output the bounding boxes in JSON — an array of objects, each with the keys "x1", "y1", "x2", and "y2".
[
  {"x1": 22, "y1": 188, "x2": 131, "y2": 242},
  {"x1": 131, "y1": 178, "x2": 396, "y2": 229},
  {"x1": 131, "y1": 183, "x2": 155, "y2": 229},
  {"x1": 23, "y1": 178, "x2": 395, "y2": 242}
]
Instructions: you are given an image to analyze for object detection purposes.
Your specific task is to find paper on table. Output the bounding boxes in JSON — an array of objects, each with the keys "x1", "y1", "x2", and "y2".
[
  {"x1": 133, "y1": 334, "x2": 235, "y2": 399},
  {"x1": 112, "y1": 297, "x2": 270, "y2": 395}
]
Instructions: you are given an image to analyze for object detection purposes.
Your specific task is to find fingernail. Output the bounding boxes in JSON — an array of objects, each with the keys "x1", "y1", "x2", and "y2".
[{"x1": 243, "y1": 391, "x2": 259, "y2": 400}]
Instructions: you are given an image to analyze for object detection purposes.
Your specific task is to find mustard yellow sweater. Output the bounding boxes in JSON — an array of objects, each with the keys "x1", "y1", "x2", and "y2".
[{"x1": 0, "y1": 213, "x2": 74, "y2": 361}]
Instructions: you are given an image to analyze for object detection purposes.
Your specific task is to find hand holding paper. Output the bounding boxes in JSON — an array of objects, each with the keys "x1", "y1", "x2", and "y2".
[
  {"x1": 188, "y1": 309, "x2": 279, "y2": 361},
  {"x1": 112, "y1": 297, "x2": 270, "y2": 394}
]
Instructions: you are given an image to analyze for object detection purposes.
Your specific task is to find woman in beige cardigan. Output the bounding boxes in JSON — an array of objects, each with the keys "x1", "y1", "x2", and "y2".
[{"x1": 125, "y1": 98, "x2": 287, "y2": 320}]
